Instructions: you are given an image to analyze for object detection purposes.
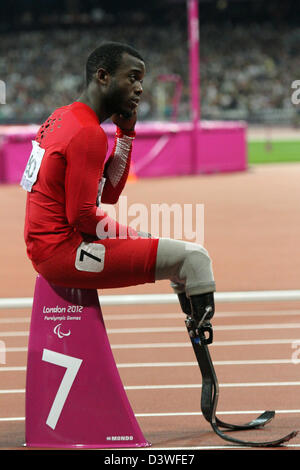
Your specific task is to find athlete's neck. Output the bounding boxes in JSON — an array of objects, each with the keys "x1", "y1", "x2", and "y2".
[{"x1": 77, "y1": 88, "x2": 110, "y2": 123}]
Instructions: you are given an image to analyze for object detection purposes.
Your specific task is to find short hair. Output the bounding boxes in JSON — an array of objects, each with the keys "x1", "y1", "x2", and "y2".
[{"x1": 85, "y1": 41, "x2": 144, "y2": 86}]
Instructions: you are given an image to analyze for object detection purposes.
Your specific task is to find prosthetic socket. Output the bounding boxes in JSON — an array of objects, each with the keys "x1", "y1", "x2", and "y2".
[
  {"x1": 154, "y1": 238, "x2": 216, "y2": 335},
  {"x1": 178, "y1": 291, "x2": 215, "y2": 342}
]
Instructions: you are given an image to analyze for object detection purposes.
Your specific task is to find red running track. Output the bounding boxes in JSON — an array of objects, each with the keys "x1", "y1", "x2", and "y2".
[{"x1": 1, "y1": 163, "x2": 300, "y2": 450}]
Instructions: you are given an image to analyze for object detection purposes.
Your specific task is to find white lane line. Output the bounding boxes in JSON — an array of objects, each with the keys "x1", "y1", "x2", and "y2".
[
  {"x1": 0, "y1": 318, "x2": 30, "y2": 324},
  {"x1": 117, "y1": 359, "x2": 298, "y2": 368},
  {"x1": 0, "y1": 417, "x2": 25, "y2": 422},
  {"x1": 2, "y1": 322, "x2": 300, "y2": 338},
  {"x1": 125, "y1": 381, "x2": 300, "y2": 390},
  {"x1": 136, "y1": 409, "x2": 300, "y2": 417},
  {"x1": 2, "y1": 290, "x2": 300, "y2": 308},
  {"x1": 1, "y1": 338, "x2": 300, "y2": 353},
  {"x1": 2, "y1": 409, "x2": 300, "y2": 422},
  {"x1": 2, "y1": 380, "x2": 300, "y2": 394},
  {"x1": 104, "y1": 310, "x2": 300, "y2": 320},
  {"x1": 0, "y1": 347, "x2": 27, "y2": 352},
  {"x1": 0, "y1": 358, "x2": 298, "y2": 372},
  {"x1": 0, "y1": 331, "x2": 28, "y2": 337},
  {"x1": 109, "y1": 323, "x2": 300, "y2": 334},
  {"x1": 111, "y1": 338, "x2": 300, "y2": 349},
  {"x1": 1, "y1": 310, "x2": 300, "y2": 324}
]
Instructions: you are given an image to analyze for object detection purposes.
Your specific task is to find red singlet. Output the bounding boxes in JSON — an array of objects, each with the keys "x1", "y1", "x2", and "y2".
[{"x1": 22, "y1": 102, "x2": 159, "y2": 289}]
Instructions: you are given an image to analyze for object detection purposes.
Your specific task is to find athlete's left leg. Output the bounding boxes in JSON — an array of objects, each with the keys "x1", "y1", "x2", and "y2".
[
  {"x1": 33, "y1": 233, "x2": 215, "y2": 329},
  {"x1": 32, "y1": 235, "x2": 160, "y2": 290},
  {"x1": 154, "y1": 238, "x2": 216, "y2": 326}
]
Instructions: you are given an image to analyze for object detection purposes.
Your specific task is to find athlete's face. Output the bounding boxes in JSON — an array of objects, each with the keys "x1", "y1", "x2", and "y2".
[{"x1": 106, "y1": 53, "x2": 145, "y2": 118}]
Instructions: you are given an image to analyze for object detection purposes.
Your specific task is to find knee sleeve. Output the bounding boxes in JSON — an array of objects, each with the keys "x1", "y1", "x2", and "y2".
[{"x1": 155, "y1": 238, "x2": 216, "y2": 296}]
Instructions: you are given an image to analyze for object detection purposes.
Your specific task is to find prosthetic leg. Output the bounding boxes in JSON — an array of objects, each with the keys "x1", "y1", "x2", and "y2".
[{"x1": 178, "y1": 292, "x2": 298, "y2": 447}]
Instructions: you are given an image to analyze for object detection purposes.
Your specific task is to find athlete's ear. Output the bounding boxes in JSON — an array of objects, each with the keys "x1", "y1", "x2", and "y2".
[{"x1": 96, "y1": 68, "x2": 110, "y2": 86}]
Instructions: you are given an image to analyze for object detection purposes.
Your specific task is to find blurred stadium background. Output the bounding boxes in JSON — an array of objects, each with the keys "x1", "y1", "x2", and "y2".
[{"x1": 0, "y1": 0, "x2": 300, "y2": 165}]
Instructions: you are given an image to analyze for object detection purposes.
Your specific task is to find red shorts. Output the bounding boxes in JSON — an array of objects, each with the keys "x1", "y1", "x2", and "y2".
[{"x1": 32, "y1": 235, "x2": 159, "y2": 290}]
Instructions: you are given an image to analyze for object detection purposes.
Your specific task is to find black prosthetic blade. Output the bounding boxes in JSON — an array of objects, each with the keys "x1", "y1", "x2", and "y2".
[{"x1": 186, "y1": 323, "x2": 299, "y2": 447}]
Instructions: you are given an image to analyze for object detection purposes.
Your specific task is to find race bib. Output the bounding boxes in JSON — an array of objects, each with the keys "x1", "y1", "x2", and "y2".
[
  {"x1": 75, "y1": 242, "x2": 105, "y2": 273},
  {"x1": 20, "y1": 140, "x2": 45, "y2": 192}
]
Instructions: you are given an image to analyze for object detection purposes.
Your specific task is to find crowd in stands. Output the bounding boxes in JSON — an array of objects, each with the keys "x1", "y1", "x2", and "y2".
[{"x1": 0, "y1": 21, "x2": 299, "y2": 124}]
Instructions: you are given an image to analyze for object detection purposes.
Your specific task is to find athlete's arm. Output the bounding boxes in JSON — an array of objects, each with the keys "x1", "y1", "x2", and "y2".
[
  {"x1": 65, "y1": 126, "x2": 125, "y2": 236},
  {"x1": 101, "y1": 111, "x2": 137, "y2": 204}
]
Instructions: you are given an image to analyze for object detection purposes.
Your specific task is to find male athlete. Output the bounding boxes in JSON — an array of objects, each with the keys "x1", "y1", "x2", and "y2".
[{"x1": 21, "y1": 42, "x2": 216, "y2": 326}]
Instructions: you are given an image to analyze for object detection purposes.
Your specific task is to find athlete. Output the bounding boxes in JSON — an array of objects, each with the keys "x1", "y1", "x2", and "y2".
[{"x1": 21, "y1": 42, "x2": 216, "y2": 326}]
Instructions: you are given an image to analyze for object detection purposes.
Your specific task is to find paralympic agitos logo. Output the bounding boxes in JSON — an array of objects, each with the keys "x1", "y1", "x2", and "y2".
[{"x1": 54, "y1": 323, "x2": 71, "y2": 339}]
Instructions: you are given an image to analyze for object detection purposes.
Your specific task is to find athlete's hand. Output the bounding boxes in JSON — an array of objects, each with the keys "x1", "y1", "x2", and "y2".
[{"x1": 111, "y1": 110, "x2": 137, "y2": 133}]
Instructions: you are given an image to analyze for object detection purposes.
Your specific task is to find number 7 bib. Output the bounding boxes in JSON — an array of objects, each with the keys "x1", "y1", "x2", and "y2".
[{"x1": 75, "y1": 242, "x2": 105, "y2": 273}]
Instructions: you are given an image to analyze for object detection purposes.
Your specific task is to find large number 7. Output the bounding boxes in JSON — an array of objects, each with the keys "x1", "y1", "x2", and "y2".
[{"x1": 42, "y1": 349, "x2": 83, "y2": 430}]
